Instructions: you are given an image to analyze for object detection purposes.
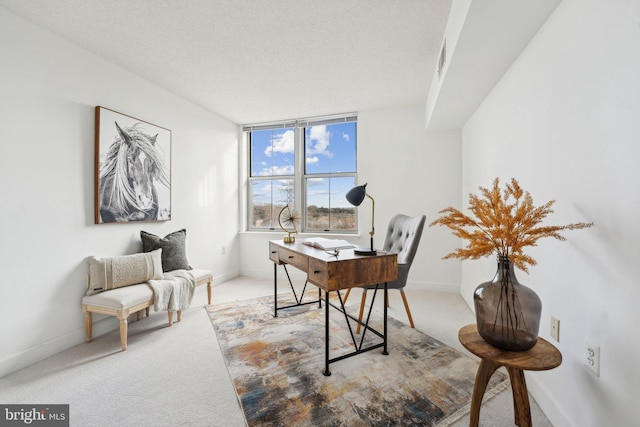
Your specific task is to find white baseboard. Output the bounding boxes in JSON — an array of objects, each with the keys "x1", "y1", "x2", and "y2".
[
  {"x1": 240, "y1": 267, "x2": 462, "y2": 295},
  {"x1": 0, "y1": 284, "x2": 214, "y2": 380},
  {"x1": 526, "y1": 373, "x2": 572, "y2": 427},
  {"x1": 409, "y1": 280, "x2": 461, "y2": 293},
  {"x1": 210, "y1": 270, "x2": 237, "y2": 285},
  {"x1": 0, "y1": 326, "x2": 86, "y2": 380}
]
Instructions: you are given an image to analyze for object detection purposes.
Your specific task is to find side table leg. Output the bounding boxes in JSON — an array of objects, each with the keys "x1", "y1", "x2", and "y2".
[
  {"x1": 469, "y1": 359, "x2": 500, "y2": 427},
  {"x1": 507, "y1": 367, "x2": 531, "y2": 427}
]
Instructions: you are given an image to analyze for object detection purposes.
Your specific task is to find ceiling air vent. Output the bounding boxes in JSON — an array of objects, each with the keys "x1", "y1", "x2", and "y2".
[{"x1": 437, "y1": 39, "x2": 447, "y2": 79}]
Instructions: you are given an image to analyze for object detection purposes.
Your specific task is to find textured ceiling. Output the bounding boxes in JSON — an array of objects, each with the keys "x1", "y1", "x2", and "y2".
[{"x1": 0, "y1": 0, "x2": 452, "y2": 124}]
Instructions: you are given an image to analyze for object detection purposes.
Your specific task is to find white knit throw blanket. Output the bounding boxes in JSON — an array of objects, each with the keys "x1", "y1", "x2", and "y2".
[{"x1": 147, "y1": 270, "x2": 196, "y2": 312}]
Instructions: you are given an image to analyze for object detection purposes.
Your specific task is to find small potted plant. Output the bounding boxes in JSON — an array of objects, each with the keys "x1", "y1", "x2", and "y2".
[{"x1": 430, "y1": 178, "x2": 592, "y2": 350}]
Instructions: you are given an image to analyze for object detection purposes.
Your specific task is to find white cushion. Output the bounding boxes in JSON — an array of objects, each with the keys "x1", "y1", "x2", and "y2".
[
  {"x1": 82, "y1": 283, "x2": 153, "y2": 310},
  {"x1": 186, "y1": 268, "x2": 212, "y2": 285}
]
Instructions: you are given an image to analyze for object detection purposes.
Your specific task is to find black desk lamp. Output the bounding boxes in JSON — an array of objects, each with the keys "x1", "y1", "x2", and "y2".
[{"x1": 346, "y1": 183, "x2": 377, "y2": 255}]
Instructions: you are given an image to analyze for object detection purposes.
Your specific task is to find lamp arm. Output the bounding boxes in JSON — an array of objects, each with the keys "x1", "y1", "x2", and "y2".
[{"x1": 366, "y1": 193, "x2": 375, "y2": 251}]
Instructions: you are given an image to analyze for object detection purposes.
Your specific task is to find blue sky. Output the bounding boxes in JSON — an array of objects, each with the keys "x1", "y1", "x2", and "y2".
[{"x1": 251, "y1": 122, "x2": 357, "y2": 208}]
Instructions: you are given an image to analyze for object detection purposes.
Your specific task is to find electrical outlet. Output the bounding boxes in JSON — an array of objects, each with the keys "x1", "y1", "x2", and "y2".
[
  {"x1": 585, "y1": 342, "x2": 600, "y2": 377},
  {"x1": 550, "y1": 316, "x2": 560, "y2": 342}
]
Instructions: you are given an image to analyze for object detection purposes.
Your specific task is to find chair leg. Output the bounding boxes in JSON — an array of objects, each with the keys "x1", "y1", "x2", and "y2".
[
  {"x1": 399, "y1": 289, "x2": 415, "y2": 328},
  {"x1": 344, "y1": 288, "x2": 351, "y2": 303},
  {"x1": 356, "y1": 289, "x2": 367, "y2": 334},
  {"x1": 168, "y1": 311, "x2": 173, "y2": 326}
]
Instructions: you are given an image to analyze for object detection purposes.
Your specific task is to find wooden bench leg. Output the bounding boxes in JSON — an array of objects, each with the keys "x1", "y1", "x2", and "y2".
[
  {"x1": 136, "y1": 311, "x2": 142, "y2": 321},
  {"x1": 119, "y1": 316, "x2": 128, "y2": 351},
  {"x1": 177, "y1": 310, "x2": 182, "y2": 322},
  {"x1": 84, "y1": 312, "x2": 93, "y2": 343},
  {"x1": 145, "y1": 307, "x2": 150, "y2": 317},
  {"x1": 207, "y1": 282, "x2": 212, "y2": 305},
  {"x1": 168, "y1": 311, "x2": 173, "y2": 326}
]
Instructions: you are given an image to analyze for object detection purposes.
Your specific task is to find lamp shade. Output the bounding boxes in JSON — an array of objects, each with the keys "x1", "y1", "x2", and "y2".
[
  {"x1": 346, "y1": 183, "x2": 367, "y2": 206},
  {"x1": 345, "y1": 183, "x2": 377, "y2": 255}
]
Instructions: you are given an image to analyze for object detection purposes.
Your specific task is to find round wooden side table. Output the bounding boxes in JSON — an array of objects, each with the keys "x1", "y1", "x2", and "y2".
[{"x1": 458, "y1": 324, "x2": 562, "y2": 427}]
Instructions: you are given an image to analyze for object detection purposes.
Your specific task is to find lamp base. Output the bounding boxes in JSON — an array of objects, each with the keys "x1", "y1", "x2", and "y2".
[{"x1": 354, "y1": 246, "x2": 377, "y2": 256}]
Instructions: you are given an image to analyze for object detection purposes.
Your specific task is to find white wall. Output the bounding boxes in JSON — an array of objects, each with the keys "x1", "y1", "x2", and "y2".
[
  {"x1": 0, "y1": 9, "x2": 240, "y2": 378},
  {"x1": 461, "y1": 0, "x2": 640, "y2": 425},
  {"x1": 240, "y1": 106, "x2": 463, "y2": 292}
]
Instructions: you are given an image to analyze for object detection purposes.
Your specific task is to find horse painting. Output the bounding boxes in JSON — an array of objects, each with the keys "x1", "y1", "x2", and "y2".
[{"x1": 98, "y1": 121, "x2": 170, "y2": 223}]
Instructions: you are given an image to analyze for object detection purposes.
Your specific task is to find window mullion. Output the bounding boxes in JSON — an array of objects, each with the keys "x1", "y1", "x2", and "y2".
[{"x1": 294, "y1": 126, "x2": 304, "y2": 229}]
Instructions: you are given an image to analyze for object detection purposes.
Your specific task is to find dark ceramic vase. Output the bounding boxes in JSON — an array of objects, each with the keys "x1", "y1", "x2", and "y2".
[{"x1": 473, "y1": 256, "x2": 542, "y2": 351}]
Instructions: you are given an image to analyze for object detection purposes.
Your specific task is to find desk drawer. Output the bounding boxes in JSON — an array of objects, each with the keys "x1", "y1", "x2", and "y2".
[
  {"x1": 309, "y1": 256, "x2": 398, "y2": 292},
  {"x1": 279, "y1": 247, "x2": 309, "y2": 272},
  {"x1": 308, "y1": 258, "x2": 328, "y2": 287},
  {"x1": 269, "y1": 242, "x2": 280, "y2": 263}
]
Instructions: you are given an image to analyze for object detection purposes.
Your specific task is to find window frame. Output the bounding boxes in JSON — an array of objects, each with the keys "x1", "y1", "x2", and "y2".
[{"x1": 244, "y1": 113, "x2": 358, "y2": 234}]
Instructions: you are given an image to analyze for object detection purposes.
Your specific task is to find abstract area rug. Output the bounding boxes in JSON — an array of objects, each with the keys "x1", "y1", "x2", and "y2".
[{"x1": 207, "y1": 296, "x2": 508, "y2": 427}]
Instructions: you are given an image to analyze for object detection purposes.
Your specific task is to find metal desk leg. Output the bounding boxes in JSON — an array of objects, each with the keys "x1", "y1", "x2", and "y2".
[
  {"x1": 383, "y1": 281, "x2": 389, "y2": 355},
  {"x1": 273, "y1": 263, "x2": 278, "y2": 317},
  {"x1": 323, "y1": 290, "x2": 331, "y2": 376}
]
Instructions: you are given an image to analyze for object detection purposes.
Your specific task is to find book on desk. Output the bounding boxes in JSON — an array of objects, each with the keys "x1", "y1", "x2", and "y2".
[{"x1": 302, "y1": 237, "x2": 355, "y2": 250}]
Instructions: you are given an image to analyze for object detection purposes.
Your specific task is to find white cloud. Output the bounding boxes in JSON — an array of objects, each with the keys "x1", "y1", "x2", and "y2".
[
  {"x1": 269, "y1": 165, "x2": 294, "y2": 175},
  {"x1": 306, "y1": 125, "x2": 333, "y2": 158},
  {"x1": 306, "y1": 177, "x2": 325, "y2": 188},
  {"x1": 264, "y1": 129, "x2": 295, "y2": 156},
  {"x1": 257, "y1": 164, "x2": 294, "y2": 176},
  {"x1": 306, "y1": 156, "x2": 319, "y2": 165}
]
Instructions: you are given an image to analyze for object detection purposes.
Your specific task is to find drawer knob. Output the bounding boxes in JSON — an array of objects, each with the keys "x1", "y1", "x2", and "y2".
[
  {"x1": 271, "y1": 251, "x2": 276, "y2": 254},
  {"x1": 288, "y1": 255, "x2": 294, "y2": 259},
  {"x1": 313, "y1": 270, "x2": 320, "y2": 274}
]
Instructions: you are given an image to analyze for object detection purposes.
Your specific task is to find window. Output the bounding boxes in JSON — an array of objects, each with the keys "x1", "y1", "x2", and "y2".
[{"x1": 245, "y1": 114, "x2": 357, "y2": 233}]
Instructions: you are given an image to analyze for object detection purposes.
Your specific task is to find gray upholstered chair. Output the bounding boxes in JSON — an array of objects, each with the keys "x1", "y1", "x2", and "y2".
[{"x1": 344, "y1": 213, "x2": 426, "y2": 333}]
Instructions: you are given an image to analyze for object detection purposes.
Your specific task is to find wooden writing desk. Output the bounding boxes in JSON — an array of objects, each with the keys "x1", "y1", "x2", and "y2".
[
  {"x1": 269, "y1": 239, "x2": 397, "y2": 375},
  {"x1": 458, "y1": 324, "x2": 562, "y2": 427}
]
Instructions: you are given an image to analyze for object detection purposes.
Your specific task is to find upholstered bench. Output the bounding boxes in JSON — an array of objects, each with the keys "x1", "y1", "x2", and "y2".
[
  {"x1": 82, "y1": 268, "x2": 212, "y2": 351},
  {"x1": 82, "y1": 229, "x2": 212, "y2": 351}
]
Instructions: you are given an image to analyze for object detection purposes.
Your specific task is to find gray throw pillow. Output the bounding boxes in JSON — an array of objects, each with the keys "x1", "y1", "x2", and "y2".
[{"x1": 140, "y1": 229, "x2": 191, "y2": 272}]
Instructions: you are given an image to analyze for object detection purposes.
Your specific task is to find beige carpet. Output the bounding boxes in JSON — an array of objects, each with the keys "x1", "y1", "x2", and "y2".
[
  {"x1": 0, "y1": 277, "x2": 553, "y2": 426},
  {"x1": 208, "y1": 295, "x2": 509, "y2": 427}
]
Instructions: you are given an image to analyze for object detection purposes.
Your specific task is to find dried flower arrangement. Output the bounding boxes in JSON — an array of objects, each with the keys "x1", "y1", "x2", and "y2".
[{"x1": 430, "y1": 178, "x2": 593, "y2": 273}]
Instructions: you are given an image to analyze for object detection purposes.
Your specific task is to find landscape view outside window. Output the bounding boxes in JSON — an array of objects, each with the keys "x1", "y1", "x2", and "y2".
[
  {"x1": 304, "y1": 122, "x2": 356, "y2": 231},
  {"x1": 249, "y1": 121, "x2": 357, "y2": 232}
]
